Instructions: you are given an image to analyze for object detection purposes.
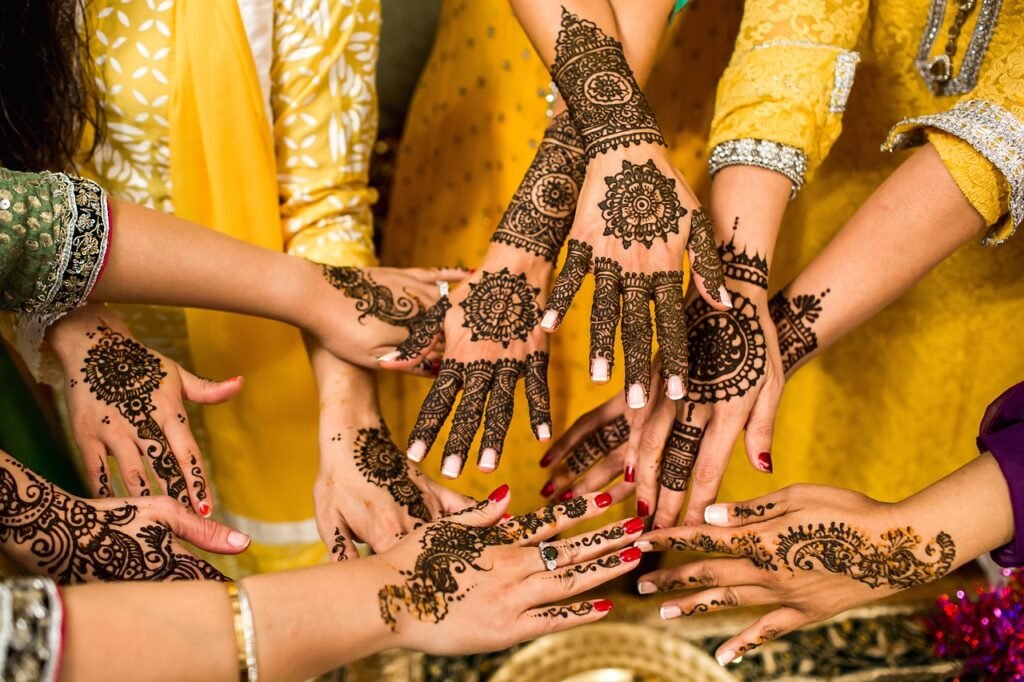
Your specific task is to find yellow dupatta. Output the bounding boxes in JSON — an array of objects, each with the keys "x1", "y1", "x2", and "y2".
[{"x1": 170, "y1": 0, "x2": 325, "y2": 572}]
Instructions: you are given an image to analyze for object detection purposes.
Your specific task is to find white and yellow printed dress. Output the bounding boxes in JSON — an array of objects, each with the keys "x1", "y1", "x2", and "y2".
[{"x1": 80, "y1": 0, "x2": 380, "y2": 573}]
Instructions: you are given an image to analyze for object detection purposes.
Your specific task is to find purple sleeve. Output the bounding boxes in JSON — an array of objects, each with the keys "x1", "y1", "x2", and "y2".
[{"x1": 977, "y1": 381, "x2": 1024, "y2": 568}]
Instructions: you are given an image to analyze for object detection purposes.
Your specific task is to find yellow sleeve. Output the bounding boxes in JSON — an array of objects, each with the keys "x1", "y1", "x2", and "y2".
[
  {"x1": 271, "y1": 0, "x2": 380, "y2": 267},
  {"x1": 707, "y1": 0, "x2": 869, "y2": 195},
  {"x1": 883, "y1": 15, "x2": 1023, "y2": 246}
]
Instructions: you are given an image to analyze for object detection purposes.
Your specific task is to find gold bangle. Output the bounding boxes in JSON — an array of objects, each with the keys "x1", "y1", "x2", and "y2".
[{"x1": 226, "y1": 581, "x2": 259, "y2": 681}]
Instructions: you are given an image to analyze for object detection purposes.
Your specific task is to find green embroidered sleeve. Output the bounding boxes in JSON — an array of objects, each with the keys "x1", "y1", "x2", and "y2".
[{"x1": 0, "y1": 167, "x2": 109, "y2": 314}]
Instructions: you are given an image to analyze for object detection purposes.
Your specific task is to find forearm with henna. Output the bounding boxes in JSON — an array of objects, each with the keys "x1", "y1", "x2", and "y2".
[{"x1": 769, "y1": 144, "x2": 985, "y2": 376}]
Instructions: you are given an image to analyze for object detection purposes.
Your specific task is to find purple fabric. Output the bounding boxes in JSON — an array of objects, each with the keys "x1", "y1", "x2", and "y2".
[{"x1": 977, "y1": 381, "x2": 1024, "y2": 567}]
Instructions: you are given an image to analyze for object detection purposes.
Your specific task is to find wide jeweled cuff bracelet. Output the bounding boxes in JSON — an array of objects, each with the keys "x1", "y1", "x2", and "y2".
[
  {"x1": 707, "y1": 139, "x2": 808, "y2": 199},
  {"x1": 0, "y1": 577, "x2": 64, "y2": 682}
]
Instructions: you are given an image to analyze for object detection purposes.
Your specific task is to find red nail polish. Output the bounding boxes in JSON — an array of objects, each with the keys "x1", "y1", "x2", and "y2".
[
  {"x1": 623, "y1": 517, "x2": 644, "y2": 534},
  {"x1": 469, "y1": 268, "x2": 477, "y2": 274},
  {"x1": 758, "y1": 451, "x2": 773, "y2": 473},
  {"x1": 430, "y1": 358, "x2": 442, "y2": 374},
  {"x1": 488, "y1": 484, "x2": 509, "y2": 503},
  {"x1": 501, "y1": 514, "x2": 512, "y2": 522},
  {"x1": 624, "y1": 465, "x2": 636, "y2": 483},
  {"x1": 637, "y1": 499, "x2": 650, "y2": 517},
  {"x1": 540, "y1": 481, "x2": 555, "y2": 497},
  {"x1": 595, "y1": 492, "x2": 613, "y2": 508},
  {"x1": 198, "y1": 501, "x2": 211, "y2": 517},
  {"x1": 593, "y1": 599, "x2": 614, "y2": 613},
  {"x1": 539, "y1": 452, "x2": 554, "y2": 467},
  {"x1": 620, "y1": 547, "x2": 642, "y2": 563},
  {"x1": 559, "y1": 490, "x2": 574, "y2": 501}
]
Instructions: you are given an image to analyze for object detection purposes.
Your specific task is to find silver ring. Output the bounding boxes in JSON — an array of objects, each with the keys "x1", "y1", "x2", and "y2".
[
  {"x1": 538, "y1": 541, "x2": 558, "y2": 571},
  {"x1": 437, "y1": 281, "x2": 450, "y2": 298}
]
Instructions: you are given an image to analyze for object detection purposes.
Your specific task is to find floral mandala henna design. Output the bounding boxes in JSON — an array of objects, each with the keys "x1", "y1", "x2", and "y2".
[
  {"x1": 688, "y1": 209, "x2": 724, "y2": 303},
  {"x1": 354, "y1": 421, "x2": 431, "y2": 523},
  {"x1": 661, "y1": 421, "x2": 702, "y2": 492},
  {"x1": 552, "y1": 8, "x2": 665, "y2": 159},
  {"x1": 566, "y1": 414, "x2": 629, "y2": 475},
  {"x1": 775, "y1": 523, "x2": 956, "y2": 590},
  {"x1": 599, "y1": 160, "x2": 685, "y2": 249},
  {"x1": 685, "y1": 294, "x2": 767, "y2": 403},
  {"x1": 0, "y1": 461, "x2": 226, "y2": 584},
  {"x1": 320, "y1": 265, "x2": 424, "y2": 328},
  {"x1": 81, "y1": 327, "x2": 193, "y2": 506},
  {"x1": 770, "y1": 289, "x2": 830, "y2": 373},
  {"x1": 491, "y1": 112, "x2": 585, "y2": 262},
  {"x1": 734, "y1": 503, "x2": 776, "y2": 520},
  {"x1": 378, "y1": 520, "x2": 514, "y2": 629},
  {"x1": 460, "y1": 268, "x2": 541, "y2": 348}
]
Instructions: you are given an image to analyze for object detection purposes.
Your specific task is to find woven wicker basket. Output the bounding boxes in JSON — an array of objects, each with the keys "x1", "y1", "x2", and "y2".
[{"x1": 490, "y1": 623, "x2": 734, "y2": 682}]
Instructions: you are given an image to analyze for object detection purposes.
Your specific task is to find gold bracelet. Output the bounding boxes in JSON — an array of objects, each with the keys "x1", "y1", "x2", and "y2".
[{"x1": 226, "y1": 581, "x2": 259, "y2": 681}]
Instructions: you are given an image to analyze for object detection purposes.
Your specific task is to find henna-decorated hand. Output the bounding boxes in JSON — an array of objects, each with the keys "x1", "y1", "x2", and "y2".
[
  {"x1": 377, "y1": 114, "x2": 586, "y2": 477},
  {"x1": 635, "y1": 485, "x2": 958, "y2": 665},
  {"x1": 310, "y1": 264, "x2": 468, "y2": 375},
  {"x1": 374, "y1": 487, "x2": 644, "y2": 654},
  {"x1": 49, "y1": 305, "x2": 242, "y2": 515},
  {"x1": 0, "y1": 451, "x2": 248, "y2": 583},
  {"x1": 539, "y1": 9, "x2": 728, "y2": 411}
]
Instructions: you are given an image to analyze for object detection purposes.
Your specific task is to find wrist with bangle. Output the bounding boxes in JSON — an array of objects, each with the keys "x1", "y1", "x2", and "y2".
[{"x1": 226, "y1": 580, "x2": 259, "y2": 682}]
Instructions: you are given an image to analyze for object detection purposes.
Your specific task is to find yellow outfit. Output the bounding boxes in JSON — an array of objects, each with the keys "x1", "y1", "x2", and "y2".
[
  {"x1": 385, "y1": 0, "x2": 1024, "y2": 512},
  {"x1": 707, "y1": 0, "x2": 1024, "y2": 502},
  {"x1": 380, "y1": 0, "x2": 743, "y2": 511},
  {"x1": 79, "y1": 0, "x2": 380, "y2": 573}
]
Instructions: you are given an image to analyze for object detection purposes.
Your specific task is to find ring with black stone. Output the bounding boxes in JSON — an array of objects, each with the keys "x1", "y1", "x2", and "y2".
[{"x1": 538, "y1": 541, "x2": 559, "y2": 571}]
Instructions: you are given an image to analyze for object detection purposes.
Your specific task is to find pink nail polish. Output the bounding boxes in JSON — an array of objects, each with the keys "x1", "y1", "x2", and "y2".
[{"x1": 541, "y1": 481, "x2": 555, "y2": 497}]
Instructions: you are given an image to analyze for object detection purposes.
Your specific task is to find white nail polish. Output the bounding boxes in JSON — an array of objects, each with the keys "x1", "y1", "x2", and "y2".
[
  {"x1": 660, "y1": 605, "x2": 682, "y2": 620},
  {"x1": 634, "y1": 541, "x2": 653, "y2": 552},
  {"x1": 717, "y1": 650, "x2": 736, "y2": 666},
  {"x1": 704, "y1": 504, "x2": 730, "y2": 526},
  {"x1": 627, "y1": 384, "x2": 646, "y2": 409},
  {"x1": 441, "y1": 455, "x2": 462, "y2": 479},
  {"x1": 407, "y1": 441, "x2": 427, "y2": 462},
  {"x1": 666, "y1": 376, "x2": 684, "y2": 400},
  {"x1": 591, "y1": 357, "x2": 610, "y2": 383},
  {"x1": 228, "y1": 531, "x2": 251, "y2": 549},
  {"x1": 378, "y1": 351, "x2": 401, "y2": 363},
  {"x1": 536, "y1": 423, "x2": 551, "y2": 441},
  {"x1": 478, "y1": 448, "x2": 498, "y2": 472},
  {"x1": 719, "y1": 286, "x2": 734, "y2": 309},
  {"x1": 637, "y1": 581, "x2": 657, "y2": 595},
  {"x1": 541, "y1": 310, "x2": 559, "y2": 330}
]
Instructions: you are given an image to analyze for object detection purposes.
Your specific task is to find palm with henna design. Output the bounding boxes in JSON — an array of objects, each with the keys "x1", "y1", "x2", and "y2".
[{"x1": 49, "y1": 305, "x2": 242, "y2": 516}]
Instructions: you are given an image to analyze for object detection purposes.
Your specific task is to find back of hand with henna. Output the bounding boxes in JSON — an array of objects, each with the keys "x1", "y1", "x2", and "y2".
[
  {"x1": 0, "y1": 453, "x2": 228, "y2": 583},
  {"x1": 380, "y1": 113, "x2": 586, "y2": 479},
  {"x1": 539, "y1": 8, "x2": 728, "y2": 416}
]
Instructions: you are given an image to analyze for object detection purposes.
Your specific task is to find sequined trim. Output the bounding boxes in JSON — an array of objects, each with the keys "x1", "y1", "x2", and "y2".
[
  {"x1": 748, "y1": 40, "x2": 861, "y2": 115},
  {"x1": 0, "y1": 577, "x2": 62, "y2": 682},
  {"x1": 14, "y1": 174, "x2": 111, "y2": 378},
  {"x1": 708, "y1": 138, "x2": 808, "y2": 198},
  {"x1": 915, "y1": 0, "x2": 1002, "y2": 96},
  {"x1": 883, "y1": 99, "x2": 1024, "y2": 244}
]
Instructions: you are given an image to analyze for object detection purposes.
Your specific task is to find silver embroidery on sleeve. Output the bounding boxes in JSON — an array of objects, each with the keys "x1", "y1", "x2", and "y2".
[
  {"x1": 915, "y1": 0, "x2": 1002, "y2": 96},
  {"x1": 708, "y1": 139, "x2": 809, "y2": 198},
  {"x1": 830, "y1": 51, "x2": 861, "y2": 113},
  {"x1": 883, "y1": 99, "x2": 1024, "y2": 244}
]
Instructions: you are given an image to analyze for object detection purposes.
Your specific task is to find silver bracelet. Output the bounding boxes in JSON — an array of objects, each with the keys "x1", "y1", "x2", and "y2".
[{"x1": 0, "y1": 577, "x2": 63, "y2": 682}]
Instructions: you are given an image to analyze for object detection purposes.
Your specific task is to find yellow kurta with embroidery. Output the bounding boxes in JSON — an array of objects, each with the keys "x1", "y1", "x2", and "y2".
[
  {"x1": 384, "y1": 0, "x2": 1024, "y2": 514},
  {"x1": 380, "y1": 0, "x2": 743, "y2": 514},
  {"x1": 83, "y1": 0, "x2": 379, "y2": 574}
]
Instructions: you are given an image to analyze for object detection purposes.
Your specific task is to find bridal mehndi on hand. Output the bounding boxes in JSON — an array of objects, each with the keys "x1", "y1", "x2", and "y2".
[{"x1": 1, "y1": 0, "x2": 1024, "y2": 679}]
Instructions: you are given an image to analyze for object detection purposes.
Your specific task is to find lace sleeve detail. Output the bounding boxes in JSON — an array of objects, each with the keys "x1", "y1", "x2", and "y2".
[{"x1": 883, "y1": 99, "x2": 1023, "y2": 245}]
